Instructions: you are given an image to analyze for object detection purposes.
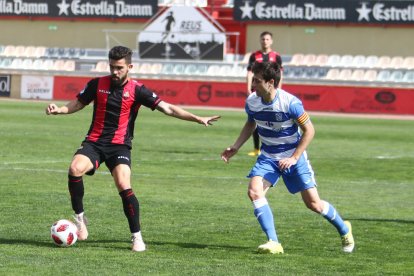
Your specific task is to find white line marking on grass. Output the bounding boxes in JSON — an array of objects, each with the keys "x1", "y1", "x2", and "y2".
[{"x1": 375, "y1": 156, "x2": 402, "y2": 159}]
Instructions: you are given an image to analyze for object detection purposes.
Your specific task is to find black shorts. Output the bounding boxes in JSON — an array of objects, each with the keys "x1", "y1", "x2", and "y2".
[{"x1": 74, "y1": 141, "x2": 131, "y2": 175}]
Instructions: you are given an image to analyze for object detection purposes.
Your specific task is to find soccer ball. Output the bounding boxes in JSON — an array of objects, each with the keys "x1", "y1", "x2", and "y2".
[{"x1": 50, "y1": 219, "x2": 78, "y2": 247}]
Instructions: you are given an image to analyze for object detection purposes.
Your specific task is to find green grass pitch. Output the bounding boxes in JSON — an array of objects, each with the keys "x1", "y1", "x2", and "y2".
[{"x1": 0, "y1": 100, "x2": 413, "y2": 275}]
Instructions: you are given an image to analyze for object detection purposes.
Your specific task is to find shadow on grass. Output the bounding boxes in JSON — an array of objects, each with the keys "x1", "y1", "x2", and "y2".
[
  {"x1": 0, "y1": 238, "x2": 249, "y2": 251},
  {"x1": 346, "y1": 217, "x2": 414, "y2": 224}
]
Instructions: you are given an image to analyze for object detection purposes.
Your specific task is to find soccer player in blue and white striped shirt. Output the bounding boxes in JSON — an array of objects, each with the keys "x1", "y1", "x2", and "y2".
[{"x1": 221, "y1": 62, "x2": 354, "y2": 254}]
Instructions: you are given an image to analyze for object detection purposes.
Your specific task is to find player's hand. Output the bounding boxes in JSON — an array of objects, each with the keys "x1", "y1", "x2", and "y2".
[
  {"x1": 278, "y1": 156, "x2": 298, "y2": 171},
  {"x1": 45, "y1": 103, "x2": 60, "y2": 115},
  {"x1": 221, "y1": 147, "x2": 238, "y2": 163},
  {"x1": 199, "y1": 115, "x2": 221, "y2": 126}
]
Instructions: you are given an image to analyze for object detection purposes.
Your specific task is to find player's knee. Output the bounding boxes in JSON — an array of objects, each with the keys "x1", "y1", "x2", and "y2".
[
  {"x1": 305, "y1": 201, "x2": 323, "y2": 213},
  {"x1": 247, "y1": 188, "x2": 261, "y2": 201},
  {"x1": 68, "y1": 163, "x2": 86, "y2": 177}
]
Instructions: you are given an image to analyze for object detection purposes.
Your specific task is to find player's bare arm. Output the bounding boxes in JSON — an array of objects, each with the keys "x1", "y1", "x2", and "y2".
[
  {"x1": 246, "y1": 71, "x2": 254, "y2": 94},
  {"x1": 156, "y1": 101, "x2": 220, "y2": 126},
  {"x1": 278, "y1": 119, "x2": 315, "y2": 170},
  {"x1": 45, "y1": 99, "x2": 86, "y2": 115},
  {"x1": 221, "y1": 120, "x2": 256, "y2": 163}
]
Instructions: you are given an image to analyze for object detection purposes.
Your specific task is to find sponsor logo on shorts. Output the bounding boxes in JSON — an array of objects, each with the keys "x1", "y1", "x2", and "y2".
[{"x1": 118, "y1": 156, "x2": 130, "y2": 161}]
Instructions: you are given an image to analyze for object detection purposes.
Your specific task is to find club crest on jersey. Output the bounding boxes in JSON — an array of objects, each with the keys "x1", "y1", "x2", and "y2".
[
  {"x1": 123, "y1": 91, "x2": 130, "y2": 98},
  {"x1": 275, "y1": 113, "x2": 283, "y2": 122}
]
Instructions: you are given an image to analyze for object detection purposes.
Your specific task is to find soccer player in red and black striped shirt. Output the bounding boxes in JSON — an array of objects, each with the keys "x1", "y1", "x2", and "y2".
[
  {"x1": 246, "y1": 31, "x2": 283, "y2": 157},
  {"x1": 46, "y1": 46, "x2": 220, "y2": 252}
]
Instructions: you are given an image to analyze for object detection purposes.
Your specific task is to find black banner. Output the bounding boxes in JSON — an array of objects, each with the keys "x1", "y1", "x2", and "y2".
[
  {"x1": 0, "y1": 0, "x2": 157, "y2": 18},
  {"x1": 0, "y1": 75, "x2": 11, "y2": 97},
  {"x1": 234, "y1": 0, "x2": 414, "y2": 24}
]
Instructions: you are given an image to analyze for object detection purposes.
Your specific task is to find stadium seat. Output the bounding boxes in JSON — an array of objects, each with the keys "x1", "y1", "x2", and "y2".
[
  {"x1": 0, "y1": 58, "x2": 12, "y2": 68},
  {"x1": 389, "y1": 56, "x2": 404, "y2": 69},
  {"x1": 402, "y1": 57, "x2": 414, "y2": 69},
  {"x1": 364, "y1": 55, "x2": 379, "y2": 68},
  {"x1": 289, "y1": 53, "x2": 304, "y2": 66},
  {"x1": 172, "y1": 64, "x2": 185, "y2": 75},
  {"x1": 207, "y1": 65, "x2": 221, "y2": 76},
  {"x1": 389, "y1": 70, "x2": 404, "y2": 82},
  {"x1": 290, "y1": 67, "x2": 305, "y2": 78},
  {"x1": 22, "y1": 58, "x2": 33, "y2": 70},
  {"x1": 325, "y1": 68, "x2": 340, "y2": 80},
  {"x1": 63, "y1": 60, "x2": 76, "y2": 71},
  {"x1": 14, "y1": 45, "x2": 26, "y2": 57},
  {"x1": 231, "y1": 65, "x2": 245, "y2": 77},
  {"x1": 219, "y1": 65, "x2": 233, "y2": 76},
  {"x1": 339, "y1": 55, "x2": 354, "y2": 68},
  {"x1": 68, "y1": 48, "x2": 80, "y2": 59},
  {"x1": 351, "y1": 69, "x2": 365, "y2": 81},
  {"x1": 402, "y1": 71, "x2": 414, "y2": 83},
  {"x1": 184, "y1": 64, "x2": 197, "y2": 75},
  {"x1": 161, "y1": 63, "x2": 174, "y2": 74},
  {"x1": 197, "y1": 64, "x2": 208, "y2": 75},
  {"x1": 138, "y1": 63, "x2": 151, "y2": 74},
  {"x1": 2, "y1": 45, "x2": 16, "y2": 57},
  {"x1": 327, "y1": 55, "x2": 341, "y2": 67},
  {"x1": 34, "y1": 46, "x2": 46, "y2": 58},
  {"x1": 351, "y1": 55, "x2": 366, "y2": 68},
  {"x1": 93, "y1": 61, "x2": 108, "y2": 72},
  {"x1": 314, "y1": 54, "x2": 329, "y2": 66},
  {"x1": 377, "y1": 56, "x2": 392, "y2": 68},
  {"x1": 32, "y1": 59, "x2": 44, "y2": 70},
  {"x1": 362, "y1": 70, "x2": 377, "y2": 81},
  {"x1": 300, "y1": 67, "x2": 318, "y2": 79},
  {"x1": 45, "y1": 47, "x2": 59, "y2": 58},
  {"x1": 23, "y1": 46, "x2": 36, "y2": 58},
  {"x1": 338, "y1": 69, "x2": 353, "y2": 80},
  {"x1": 376, "y1": 70, "x2": 391, "y2": 81},
  {"x1": 301, "y1": 54, "x2": 316, "y2": 66},
  {"x1": 150, "y1": 63, "x2": 163, "y2": 74},
  {"x1": 53, "y1": 59, "x2": 66, "y2": 71},
  {"x1": 10, "y1": 58, "x2": 23, "y2": 69}
]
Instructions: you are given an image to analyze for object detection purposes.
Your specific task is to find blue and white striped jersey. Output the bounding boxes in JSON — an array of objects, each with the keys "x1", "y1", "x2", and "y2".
[{"x1": 245, "y1": 88, "x2": 310, "y2": 160}]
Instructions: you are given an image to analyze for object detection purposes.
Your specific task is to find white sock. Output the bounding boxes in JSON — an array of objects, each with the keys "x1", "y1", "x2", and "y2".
[{"x1": 132, "y1": 231, "x2": 143, "y2": 241}]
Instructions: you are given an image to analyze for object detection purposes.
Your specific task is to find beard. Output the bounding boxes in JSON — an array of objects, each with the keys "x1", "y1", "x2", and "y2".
[{"x1": 111, "y1": 75, "x2": 127, "y2": 86}]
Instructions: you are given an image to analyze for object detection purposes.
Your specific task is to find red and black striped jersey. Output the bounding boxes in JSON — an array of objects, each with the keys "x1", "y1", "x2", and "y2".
[
  {"x1": 77, "y1": 75, "x2": 161, "y2": 148},
  {"x1": 247, "y1": 50, "x2": 283, "y2": 71}
]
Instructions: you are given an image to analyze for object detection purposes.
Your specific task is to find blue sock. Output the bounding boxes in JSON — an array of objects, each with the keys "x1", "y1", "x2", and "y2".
[
  {"x1": 253, "y1": 198, "x2": 278, "y2": 242},
  {"x1": 321, "y1": 200, "x2": 349, "y2": 236}
]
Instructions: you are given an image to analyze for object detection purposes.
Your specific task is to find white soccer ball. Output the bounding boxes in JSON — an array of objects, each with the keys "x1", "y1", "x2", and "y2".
[{"x1": 50, "y1": 219, "x2": 78, "y2": 247}]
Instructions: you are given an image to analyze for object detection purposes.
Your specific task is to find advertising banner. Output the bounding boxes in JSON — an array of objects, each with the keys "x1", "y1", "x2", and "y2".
[
  {"x1": 21, "y1": 75, "x2": 54, "y2": 99},
  {"x1": 138, "y1": 6, "x2": 225, "y2": 60},
  {"x1": 52, "y1": 76, "x2": 414, "y2": 115},
  {"x1": 0, "y1": 75, "x2": 11, "y2": 97},
  {"x1": 53, "y1": 76, "x2": 90, "y2": 100},
  {"x1": 234, "y1": 0, "x2": 414, "y2": 25},
  {"x1": 0, "y1": 0, "x2": 157, "y2": 18}
]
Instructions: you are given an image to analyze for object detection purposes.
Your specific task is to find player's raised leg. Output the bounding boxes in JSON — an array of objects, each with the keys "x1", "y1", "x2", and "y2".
[
  {"x1": 68, "y1": 154, "x2": 93, "y2": 241},
  {"x1": 248, "y1": 177, "x2": 283, "y2": 254},
  {"x1": 301, "y1": 187, "x2": 354, "y2": 253},
  {"x1": 112, "y1": 164, "x2": 145, "y2": 252}
]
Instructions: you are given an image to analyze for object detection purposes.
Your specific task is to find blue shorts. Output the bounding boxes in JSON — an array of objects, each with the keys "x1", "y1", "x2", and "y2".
[{"x1": 247, "y1": 153, "x2": 316, "y2": 194}]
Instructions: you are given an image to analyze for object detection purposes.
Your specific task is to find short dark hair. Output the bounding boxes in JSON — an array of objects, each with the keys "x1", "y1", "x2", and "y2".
[
  {"x1": 252, "y1": 62, "x2": 281, "y2": 88},
  {"x1": 108, "y1": 46, "x2": 132, "y2": 64},
  {"x1": 260, "y1": 31, "x2": 273, "y2": 38}
]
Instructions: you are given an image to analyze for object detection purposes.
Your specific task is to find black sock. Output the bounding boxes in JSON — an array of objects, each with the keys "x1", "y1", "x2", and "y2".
[
  {"x1": 119, "y1": 189, "x2": 140, "y2": 233},
  {"x1": 68, "y1": 175, "x2": 84, "y2": 214}
]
